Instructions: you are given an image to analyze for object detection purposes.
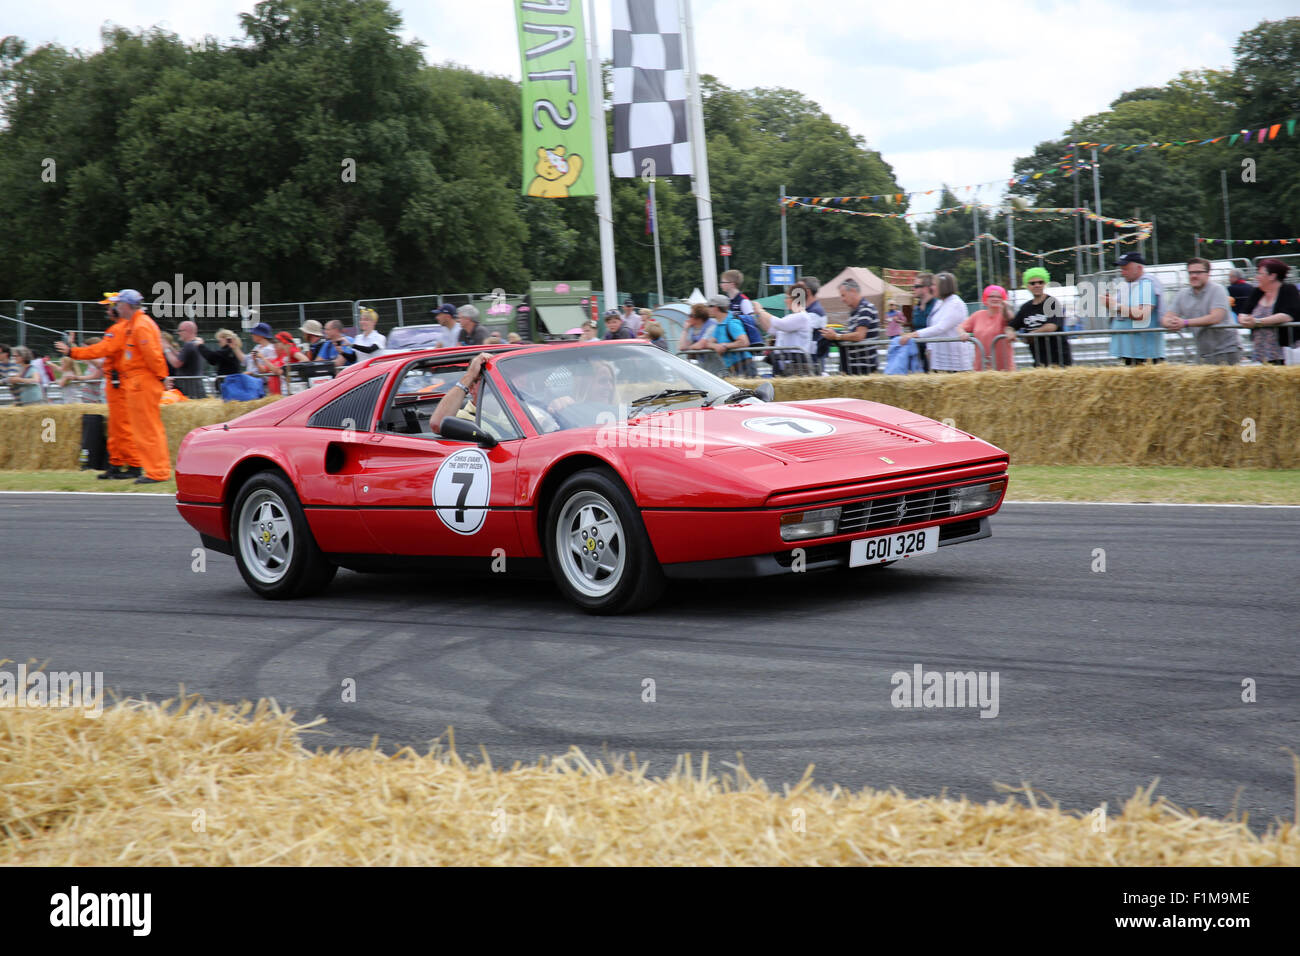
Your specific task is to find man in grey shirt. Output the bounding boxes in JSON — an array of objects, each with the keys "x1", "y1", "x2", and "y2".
[{"x1": 1162, "y1": 256, "x2": 1239, "y2": 364}]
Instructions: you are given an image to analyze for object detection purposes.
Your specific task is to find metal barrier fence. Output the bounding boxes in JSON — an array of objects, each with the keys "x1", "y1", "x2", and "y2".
[
  {"x1": 681, "y1": 337, "x2": 989, "y2": 377},
  {"x1": 989, "y1": 322, "x2": 1300, "y2": 369},
  {"x1": 356, "y1": 291, "x2": 527, "y2": 333}
]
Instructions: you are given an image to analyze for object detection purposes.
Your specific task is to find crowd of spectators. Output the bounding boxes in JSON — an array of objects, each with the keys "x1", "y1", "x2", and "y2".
[
  {"x1": 689, "y1": 257, "x2": 1300, "y2": 377},
  {"x1": 5, "y1": 261, "x2": 1298, "y2": 407}
]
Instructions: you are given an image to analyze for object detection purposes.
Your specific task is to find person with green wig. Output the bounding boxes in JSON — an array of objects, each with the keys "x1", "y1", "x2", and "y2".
[{"x1": 1011, "y1": 267, "x2": 1073, "y2": 367}]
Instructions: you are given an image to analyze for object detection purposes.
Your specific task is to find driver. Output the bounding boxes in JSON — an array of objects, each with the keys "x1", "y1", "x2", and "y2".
[{"x1": 545, "y1": 358, "x2": 620, "y2": 428}]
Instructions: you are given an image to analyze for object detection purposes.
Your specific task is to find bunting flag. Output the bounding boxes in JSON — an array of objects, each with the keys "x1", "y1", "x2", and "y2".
[
  {"x1": 783, "y1": 198, "x2": 1151, "y2": 229},
  {"x1": 780, "y1": 157, "x2": 1082, "y2": 207},
  {"x1": 921, "y1": 231, "x2": 1151, "y2": 258},
  {"x1": 1071, "y1": 116, "x2": 1298, "y2": 153},
  {"x1": 1201, "y1": 237, "x2": 1300, "y2": 245}
]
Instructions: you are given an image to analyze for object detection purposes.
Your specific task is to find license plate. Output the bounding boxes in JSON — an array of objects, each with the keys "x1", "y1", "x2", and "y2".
[{"x1": 849, "y1": 526, "x2": 939, "y2": 566}]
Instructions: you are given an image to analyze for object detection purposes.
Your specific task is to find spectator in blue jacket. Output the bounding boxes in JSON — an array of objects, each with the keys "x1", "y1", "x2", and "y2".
[{"x1": 317, "y1": 319, "x2": 357, "y2": 367}]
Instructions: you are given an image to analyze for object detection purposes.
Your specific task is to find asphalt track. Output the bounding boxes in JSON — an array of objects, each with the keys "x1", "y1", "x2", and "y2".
[{"x1": 3, "y1": 493, "x2": 1297, "y2": 828}]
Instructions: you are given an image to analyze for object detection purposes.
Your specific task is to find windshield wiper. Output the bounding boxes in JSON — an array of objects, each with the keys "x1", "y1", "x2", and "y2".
[
  {"x1": 702, "y1": 387, "x2": 761, "y2": 407},
  {"x1": 628, "y1": 388, "x2": 709, "y2": 406},
  {"x1": 626, "y1": 388, "x2": 710, "y2": 419}
]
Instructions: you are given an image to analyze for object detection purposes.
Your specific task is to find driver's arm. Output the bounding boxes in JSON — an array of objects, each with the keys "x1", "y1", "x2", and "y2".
[{"x1": 430, "y1": 353, "x2": 490, "y2": 433}]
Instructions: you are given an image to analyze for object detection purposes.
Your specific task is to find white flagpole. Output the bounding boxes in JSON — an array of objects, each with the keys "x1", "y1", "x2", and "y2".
[
  {"x1": 585, "y1": 0, "x2": 618, "y2": 312},
  {"x1": 680, "y1": 0, "x2": 717, "y2": 298},
  {"x1": 650, "y1": 181, "x2": 664, "y2": 304}
]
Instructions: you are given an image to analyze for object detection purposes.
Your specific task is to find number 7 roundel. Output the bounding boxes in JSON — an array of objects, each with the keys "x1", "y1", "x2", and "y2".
[{"x1": 432, "y1": 448, "x2": 492, "y2": 535}]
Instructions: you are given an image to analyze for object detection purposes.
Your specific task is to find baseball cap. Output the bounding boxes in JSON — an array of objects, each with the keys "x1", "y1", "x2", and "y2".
[
  {"x1": 97, "y1": 291, "x2": 119, "y2": 305},
  {"x1": 249, "y1": 322, "x2": 274, "y2": 338},
  {"x1": 300, "y1": 319, "x2": 324, "y2": 336},
  {"x1": 275, "y1": 331, "x2": 296, "y2": 345},
  {"x1": 432, "y1": 304, "x2": 456, "y2": 316},
  {"x1": 109, "y1": 289, "x2": 143, "y2": 307},
  {"x1": 1116, "y1": 252, "x2": 1146, "y2": 267},
  {"x1": 622, "y1": 297, "x2": 635, "y2": 306},
  {"x1": 707, "y1": 294, "x2": 731, "y2": 310}
]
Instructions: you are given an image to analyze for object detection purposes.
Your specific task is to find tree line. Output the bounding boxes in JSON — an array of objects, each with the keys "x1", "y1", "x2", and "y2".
[{"x1": 0, "y1": 0, "x2": 910, "y2": 305}]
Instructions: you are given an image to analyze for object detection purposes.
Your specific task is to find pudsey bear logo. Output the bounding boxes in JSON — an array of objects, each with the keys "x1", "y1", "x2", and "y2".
[{"x1": 527, "y1": 145, "x2": 584, "y2": 198}]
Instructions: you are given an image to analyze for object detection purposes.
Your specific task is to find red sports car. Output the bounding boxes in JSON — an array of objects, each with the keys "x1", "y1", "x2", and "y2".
[{"x1": 175, "y1": 341, "x2": 1009, "y2": 613}]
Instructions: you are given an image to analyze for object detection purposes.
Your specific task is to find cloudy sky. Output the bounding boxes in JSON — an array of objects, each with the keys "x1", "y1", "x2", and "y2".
[{"x1": 9, "y1": 1, "x2": 1293, "y2": 215}]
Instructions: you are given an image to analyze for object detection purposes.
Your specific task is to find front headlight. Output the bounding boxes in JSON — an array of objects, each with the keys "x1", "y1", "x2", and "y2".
[
  {"x1": 780, "y1": 507, "x2": 841, "y2": 541},
  {"x1": 949, "y1": 479, "x2": 1007, "y2": 515}
]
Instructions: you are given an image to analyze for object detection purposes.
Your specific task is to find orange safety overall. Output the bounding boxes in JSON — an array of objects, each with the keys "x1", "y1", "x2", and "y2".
[
  {"x1": 118, "y1": 309, "x2": 172, "y2": 481},
  {"x1": 70, "y1": 319, "x2": 138, "y2": 468}
]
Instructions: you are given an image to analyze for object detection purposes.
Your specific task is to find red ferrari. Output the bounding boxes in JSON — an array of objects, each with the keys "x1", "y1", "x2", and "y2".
[{"x1": 175, "y1": 341, "x2": 1009, "y2": 613}]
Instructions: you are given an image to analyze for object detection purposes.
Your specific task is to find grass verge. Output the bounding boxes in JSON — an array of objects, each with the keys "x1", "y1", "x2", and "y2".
[
  {"x1": 0, "y1": 469, "x2": 177, "y2": 494},
  {"x1": 1007, "y1": 465, "x2": 1300, "y2": 505}
]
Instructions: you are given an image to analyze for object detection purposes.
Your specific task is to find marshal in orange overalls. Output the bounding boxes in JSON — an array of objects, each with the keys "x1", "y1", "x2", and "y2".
[
  {"x1": 69, "y1": 312, "x2": 139, "y2": 472},
  {"x1": 118, "y1": 308, "x2": 172, "y2": 481}
]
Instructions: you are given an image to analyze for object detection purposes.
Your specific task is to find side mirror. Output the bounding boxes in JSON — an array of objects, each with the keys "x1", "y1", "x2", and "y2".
[
  {"x1": 755, "y1": 381, "x2": 775, "y2": 402},
  {"x1": 437, "y1": 415, "x2": 498, "y2": 448}
]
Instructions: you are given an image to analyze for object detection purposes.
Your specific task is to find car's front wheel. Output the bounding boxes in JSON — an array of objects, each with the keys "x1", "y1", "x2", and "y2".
[
  {"x1": 231, "y1": 471, "x2": 337, "y2": 599},
  {"x1": 545, "y1": 468, "x2": 665, "y2": 614}
]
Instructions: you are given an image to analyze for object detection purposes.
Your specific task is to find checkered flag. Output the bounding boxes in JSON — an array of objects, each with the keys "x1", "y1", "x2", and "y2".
[{"x1": 611, "y1": 0, "x2": 692, "y2": 179}]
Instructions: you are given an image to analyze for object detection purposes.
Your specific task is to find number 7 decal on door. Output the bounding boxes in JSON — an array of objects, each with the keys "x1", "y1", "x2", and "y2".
[{"x1": 432, "y1": 448, "x2": 492, "y2": 534}]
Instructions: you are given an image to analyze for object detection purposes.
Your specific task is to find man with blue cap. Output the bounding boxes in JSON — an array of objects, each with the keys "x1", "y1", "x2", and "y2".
[
  {"x1": 429, "y1": 303, "x2": 460, "y2": 348},
  {"x1": 60, "y1": 289, "x2": 170, "y2": 482},
  {"x1": 56, "y1": 291, "x2": 141, "y2": 479}
]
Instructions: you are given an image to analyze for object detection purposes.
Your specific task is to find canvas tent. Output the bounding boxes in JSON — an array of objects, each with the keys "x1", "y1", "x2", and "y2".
[{"x1": 816, "y1": 267, "x2": 910, "y2": 323}]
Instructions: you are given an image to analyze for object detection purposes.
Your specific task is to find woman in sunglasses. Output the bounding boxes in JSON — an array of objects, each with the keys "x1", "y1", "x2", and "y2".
[{"x1": 1011, "y1": 267, "x2": 1072, "y2": 367}]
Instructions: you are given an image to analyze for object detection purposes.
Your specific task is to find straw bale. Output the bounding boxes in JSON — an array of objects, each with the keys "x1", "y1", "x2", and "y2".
[
  {"x1": 0, "y1": 398, "x2": 278, "y2": 471},
  {"x1": 1, "y1": 696, "x2": 1295, "y2": 866},
  {"x1": 731, "y1": 365, "x2": 1300, "y2": 468}
]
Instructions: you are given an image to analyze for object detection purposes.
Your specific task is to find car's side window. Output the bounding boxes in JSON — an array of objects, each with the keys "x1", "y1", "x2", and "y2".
[
  {"x1": 378, "y1": 358, "x2": 520, "y2": 441},
  {"x1": 307, "y1": 376, "x2": 385, "y2": 431}
]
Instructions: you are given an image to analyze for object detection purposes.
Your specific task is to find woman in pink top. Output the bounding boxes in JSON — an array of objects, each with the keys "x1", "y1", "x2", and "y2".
[{"x1": 961, "y1": 285, "x2": 1016, "y2": 370}]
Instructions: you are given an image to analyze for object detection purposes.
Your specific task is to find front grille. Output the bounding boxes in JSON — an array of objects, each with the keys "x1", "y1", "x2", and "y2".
[{"x1": 838, "y1": 487, "x2": 957, "y2": 535}]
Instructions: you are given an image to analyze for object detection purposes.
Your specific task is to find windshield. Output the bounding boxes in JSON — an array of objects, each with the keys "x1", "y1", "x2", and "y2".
[
  {"x1": 496, "y1": 343, "x2": 736, "y2": 433},
  {"x1": 386, "y1": 325, "x2": 447, "y2": 350}
]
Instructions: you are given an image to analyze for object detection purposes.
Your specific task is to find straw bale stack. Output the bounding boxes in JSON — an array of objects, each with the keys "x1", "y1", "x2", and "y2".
[
  {"x1": 2, "y1": 696, "x2": 1295, "y2": 866},
  {"x1": 0, "y1": 398, "x2": 277, "y2": 470}
]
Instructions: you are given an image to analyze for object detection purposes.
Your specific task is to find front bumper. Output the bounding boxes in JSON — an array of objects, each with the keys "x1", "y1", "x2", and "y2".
[{"x1": 661, "y1": 516, "x2": 991, "y2": 579}]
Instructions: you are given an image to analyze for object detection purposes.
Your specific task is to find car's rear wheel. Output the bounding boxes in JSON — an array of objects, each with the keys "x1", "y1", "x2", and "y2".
[
  {"x1": 546, "y1": 468, "x2": 665, "y2": 614},
  {"x1": 231, "y1": 471, "x2": 337, "y2": 599}
]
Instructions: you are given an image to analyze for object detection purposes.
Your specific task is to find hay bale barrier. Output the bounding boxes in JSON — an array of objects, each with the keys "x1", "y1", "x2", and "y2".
[
  {"x1": 0, "y1": 397, "x2": 277, "y2": 471},
  {"x1": 733, "y1": 365, "x2": 1300, "y2": 469},
  {"x1": 1, "y1": 698, "x2": 1295, "y2": 865}
]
